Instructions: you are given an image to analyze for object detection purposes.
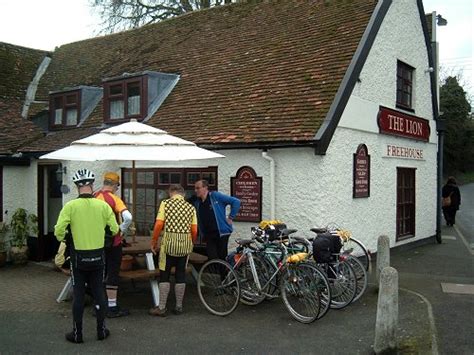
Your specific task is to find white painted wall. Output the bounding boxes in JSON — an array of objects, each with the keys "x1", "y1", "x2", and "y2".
[
  {"x1": 348, "y1": 0, "x2": 435, "y2": 141},
  {"x1": 2, "y1": 160, "x2": 38, "y2": 231}
]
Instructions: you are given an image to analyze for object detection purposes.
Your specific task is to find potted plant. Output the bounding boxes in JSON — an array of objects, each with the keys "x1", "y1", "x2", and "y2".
[
  {"x1": 9, "y1": 208, "x2": 38, "y2": 265},
  {"x1": 0, "y1": 222, "x2": 8, "y2": 267}
]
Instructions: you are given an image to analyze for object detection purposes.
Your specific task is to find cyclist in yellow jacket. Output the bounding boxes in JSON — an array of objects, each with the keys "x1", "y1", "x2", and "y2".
[{"x1": 55, "y1": 169, "x2": 119, "y2": 344}]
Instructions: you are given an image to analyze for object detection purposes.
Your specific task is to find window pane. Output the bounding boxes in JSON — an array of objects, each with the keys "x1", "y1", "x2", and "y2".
[
  {"x1": 146, "y1": 208, "x2": 155, "y2": 224},
  {"x1": 110, "y1": 84, "x2": 122, "y2": 96},
  {"x1": 127, "y1": 82, "x2": 141, "y2": 115},
  {"x1": 159, "y1": 173, "x2": 169, "y2": 184},
  {"x1": 66, "y1": 95, "x2": 77, "y2": 105},
  {"x1": 66, "y1": 108, "x2": 78, "y2": 126},
  {"x1": 128, "y1": 95, "x2": 140, "y2": 115},
  {"x1": 54, "y1": 97, "x2": 62, "y2": 109},
  {"x1": 137, "y1": 188, "x2": 145, "y2": 204},
  {"x1": 54, "y1": 108, "x2": 63, "y2": 125},
  {"x1": 110, "y1": 100, "x2": 124, "y2": 119},
  {"x1": 145, "y1": 172, "x2": 154, "y2": 185},
  {"x1": 123, "y1": 188, "x2": 130, "y2": 202},
  {"x1": 187, "y1": 172, "x2": 201, "y2": 185},
  {"x1": 146, "y1": 188, "x2": 156, "y2": 205},
  {"x1": 123, "y1": 172, "x2": 131, "y2": 184},
  {"x1": 157, "y1": 189, "x2": 167, "y2": 203},
  {"x1": 170, "y1": 173, "x2": 181, "y2": 184},
  {"x1": 202, "y1": 172, "x2": 216, "y2": 185},
  {"x1": 137, "y1": 172, "x2": 147, "y2": 184}
]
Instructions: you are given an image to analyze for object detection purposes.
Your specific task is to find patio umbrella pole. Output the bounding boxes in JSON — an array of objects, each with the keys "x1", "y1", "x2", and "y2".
[{"x1": 132, "y1": 160, "x2": 137, "y2": 243}]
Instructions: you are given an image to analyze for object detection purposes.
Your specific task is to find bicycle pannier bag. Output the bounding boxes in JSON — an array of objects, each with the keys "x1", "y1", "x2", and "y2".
[{"x1": 312, "y1": 233, "x2": 342, "y2": 263}]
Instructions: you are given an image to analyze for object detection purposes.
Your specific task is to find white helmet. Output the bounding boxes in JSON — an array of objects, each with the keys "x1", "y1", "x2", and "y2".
[{"x1": 72, "y1": 169, "x2": 95, "y2": 186}]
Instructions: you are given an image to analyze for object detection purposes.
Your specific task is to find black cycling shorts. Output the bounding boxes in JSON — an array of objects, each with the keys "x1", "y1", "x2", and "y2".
[{"x1": 105, "y1": 244, "x2": 122, "y2": 287}]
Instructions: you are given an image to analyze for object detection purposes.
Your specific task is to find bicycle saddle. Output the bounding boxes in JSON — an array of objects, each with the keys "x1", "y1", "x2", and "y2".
[
  {"x1": 281, "y1": 228, "x2": 297, "y2": 236},
  {"x1": 310, "y1": 227, "x2": 327, "y2": 234},
  {"x1": 235, "y1": 239, "x2": 254, "y2": 246}
]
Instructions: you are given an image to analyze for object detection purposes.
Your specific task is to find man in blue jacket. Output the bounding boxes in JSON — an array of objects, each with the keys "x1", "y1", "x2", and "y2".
[{"x1": 194, "y1": 180, "x2": 241, "y2": 260}]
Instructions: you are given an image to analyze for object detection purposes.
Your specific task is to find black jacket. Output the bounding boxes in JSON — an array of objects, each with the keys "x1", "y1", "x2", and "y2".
[{"x1": 442, "y1": 183, "x2": 461, "y2": 209}]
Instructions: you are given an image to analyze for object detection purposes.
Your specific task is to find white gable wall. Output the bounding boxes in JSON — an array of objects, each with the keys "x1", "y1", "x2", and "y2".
[{"x1": 333, "y1": 0, "x2": 437, "y2": 248}]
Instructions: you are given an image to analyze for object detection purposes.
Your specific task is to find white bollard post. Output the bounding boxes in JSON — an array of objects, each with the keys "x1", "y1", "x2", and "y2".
[
  {"x1": 374, "y1": 266, "x2": 399, "y2": 354},
  {"x1": 376, "y1": 235, "x2": 390, "y2": 284}
]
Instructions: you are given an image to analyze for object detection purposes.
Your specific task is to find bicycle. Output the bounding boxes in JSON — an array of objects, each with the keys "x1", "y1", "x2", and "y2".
[
  {"x1": 255, "y1": 227, "x2": 332, "y2": 320},
  {"x1": 198, "y1": 227, "x2": 323, "y2": 324},
  {"x1": 287, "y1": 231, "x2": 360, "y2": 309}
]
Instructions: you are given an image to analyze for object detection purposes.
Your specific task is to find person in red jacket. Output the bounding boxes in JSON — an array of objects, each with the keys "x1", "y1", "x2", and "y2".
[{"x1": 95, "y1": 172, "x2": 133, "y2": 317}]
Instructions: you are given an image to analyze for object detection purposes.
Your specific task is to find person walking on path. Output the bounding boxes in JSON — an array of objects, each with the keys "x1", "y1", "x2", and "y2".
[
  {"x1": 55, "y1": 169, "x2": 119, "y2": 344},
  {"x1": 94, "y1": 172, "x2": 133, "y2": 318},
  {"x1": 149, "y1": 184, "x2": 198, "y2": 316},
  {"x1": 193, "y1": 180, "x2": 240, "y2": 261},
  {"x1": 442, "y1": 176, "x2": 462, "y2": 226}
]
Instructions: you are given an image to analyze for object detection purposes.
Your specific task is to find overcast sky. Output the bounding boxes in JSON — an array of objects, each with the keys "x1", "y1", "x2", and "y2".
[{"x1": 0, "y1": 0, "x2": 472, "y2": 95}]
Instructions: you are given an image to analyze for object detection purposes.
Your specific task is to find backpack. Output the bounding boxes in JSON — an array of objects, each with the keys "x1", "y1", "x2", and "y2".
[{"x1": 312, "y1": 233, "x2": 342, "y2": 263}]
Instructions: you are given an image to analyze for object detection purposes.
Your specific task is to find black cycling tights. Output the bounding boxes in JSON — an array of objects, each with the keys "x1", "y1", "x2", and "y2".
[{"x1": 70, "y1": 266, "x2": 107, "y2": 324}]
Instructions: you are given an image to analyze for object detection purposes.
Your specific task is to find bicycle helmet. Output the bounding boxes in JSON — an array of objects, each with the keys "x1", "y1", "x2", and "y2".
[{"x1": 72, "y1": 169, "x2": 95, "y2": 186}]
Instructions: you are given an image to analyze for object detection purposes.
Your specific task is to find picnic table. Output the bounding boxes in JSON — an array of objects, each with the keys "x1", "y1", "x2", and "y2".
[{"x1": 56, "y1": 236, "x2": 208, "y2": 307}]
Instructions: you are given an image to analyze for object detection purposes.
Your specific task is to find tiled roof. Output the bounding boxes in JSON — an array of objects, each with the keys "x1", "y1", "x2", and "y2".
[
  {"x1": 0, "y1": 43, "x2": 48, "y2": 154},
  {"x1": 23, "y1": 0, "x2": 377, "y2": 152},
  {"x1": 0, "y1": 42, "x2": 48, "y2": 100},
  {"x1": 0, "y1": 98, "x2": 44, "y2": 154},
  {"x1": 18, "y1": 127, "x2": 100, "y2": 154}
]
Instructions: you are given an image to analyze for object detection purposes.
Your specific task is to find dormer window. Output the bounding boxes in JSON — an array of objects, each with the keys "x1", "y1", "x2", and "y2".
[
  {"x1": 103, "y1": 76, "x2": 148, "y2": 122},
  {"x1": 49, "y1": 90, "x2": 80, "y2": 128}
]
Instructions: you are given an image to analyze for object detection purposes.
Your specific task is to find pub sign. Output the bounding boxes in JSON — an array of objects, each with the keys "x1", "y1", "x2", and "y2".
[
  {"x1": 353, "y1": 144, "x2": 370, "y2": 198},
  {"x1": 231, "y1": 166, "x2": 262, "y2": 222}
]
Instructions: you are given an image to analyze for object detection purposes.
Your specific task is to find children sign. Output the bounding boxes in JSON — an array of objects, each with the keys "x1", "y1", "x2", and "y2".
[{"x1": 231, "y1": 166, "x2": 262, "y2": 222}]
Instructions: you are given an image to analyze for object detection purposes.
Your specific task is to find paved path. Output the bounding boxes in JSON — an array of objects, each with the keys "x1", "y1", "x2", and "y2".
[
  {"x1": 0, "y1": 262, "x2": 432, "y2": 354},
  {"x1": 457, "y1": 183, "x2": 474, "y2": 248}
]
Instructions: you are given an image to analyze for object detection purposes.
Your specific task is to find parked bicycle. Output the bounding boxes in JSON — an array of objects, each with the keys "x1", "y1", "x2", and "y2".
[
  {"x1": 197, "y1": 226, "x2": 324, "y2": 324},
  {"x1": 286, "y1": 231, "x2": 359, "y2": 309}
]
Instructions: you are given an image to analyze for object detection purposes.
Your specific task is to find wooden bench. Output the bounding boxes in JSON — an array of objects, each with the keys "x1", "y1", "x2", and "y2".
[
  {"x1": 119, "y1": 251, "x2": 207, "y2": 281},
  {"x1": 119, "y1": 265, "x2": 194, "y2": 280}
]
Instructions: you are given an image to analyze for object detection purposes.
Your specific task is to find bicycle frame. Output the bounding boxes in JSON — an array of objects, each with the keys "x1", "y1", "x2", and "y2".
[{"x1": 233, "y1": 239, "x2": 288, "y2": 296}]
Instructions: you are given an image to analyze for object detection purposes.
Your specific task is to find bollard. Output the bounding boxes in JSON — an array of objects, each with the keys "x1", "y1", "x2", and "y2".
[
  {"x1": 376, "y1": 235, "x2": 390, "y2": 284},
  {"x1": 374, "y1": 266, "x2": 399, "y2": 354}
]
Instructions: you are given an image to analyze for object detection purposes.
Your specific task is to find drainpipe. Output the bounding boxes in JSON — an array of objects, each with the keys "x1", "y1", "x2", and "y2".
[
  {"x1": 431, "y1": 12, "x2": 448, "y2": 244},
  {"x1": 262, "y1": 150, "x2": 275, "y2": 220}
]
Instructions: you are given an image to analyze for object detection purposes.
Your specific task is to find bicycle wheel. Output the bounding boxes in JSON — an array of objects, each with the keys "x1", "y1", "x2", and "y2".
[
  {"x1": 346, "y1": 255, "x2": 368, "y2": 302},
  {"x1": 300, "y1": 262, "x2": 331, "y2": 319},
  {"x1": 280, "y1": 263, "x2": 321, "y2": 323},
  {"x1": 341, "y1": 237, "x2": 371, "y2": 272},
  {"x1": 235, "y1": 254, "x2": 269, "y2": 306},
  {"x1": 197, "y1": 259, "x2": 240, "y2": 316},
  {"x1": 327, "y1": 261, "x2": 357, "y2": 309}
]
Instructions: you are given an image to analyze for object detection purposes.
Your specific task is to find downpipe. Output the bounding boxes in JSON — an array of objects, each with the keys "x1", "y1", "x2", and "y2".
[{"x1": 262, "y1": 151, "x2": 275, "y2": 220}]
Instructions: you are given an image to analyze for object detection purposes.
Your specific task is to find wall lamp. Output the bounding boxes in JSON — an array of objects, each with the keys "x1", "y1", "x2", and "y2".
[{"x1": 436, "y1": 14, "x2": 447, "y2": 26}]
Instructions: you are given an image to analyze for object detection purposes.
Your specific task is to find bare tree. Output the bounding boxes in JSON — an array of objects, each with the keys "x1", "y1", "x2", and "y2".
[{"x1": 90, "y1": 0, "x2": 237, "y2": 33}]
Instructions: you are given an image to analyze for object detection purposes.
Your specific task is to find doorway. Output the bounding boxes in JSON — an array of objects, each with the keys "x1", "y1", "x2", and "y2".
[{"x1": 36, "y1": 164, "x2": 62, "y2": 261}]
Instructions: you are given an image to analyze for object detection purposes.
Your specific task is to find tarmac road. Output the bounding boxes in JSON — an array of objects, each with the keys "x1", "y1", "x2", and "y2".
[{"x1": 456, "y1": 183, "x2": 474, "y2": 249}]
